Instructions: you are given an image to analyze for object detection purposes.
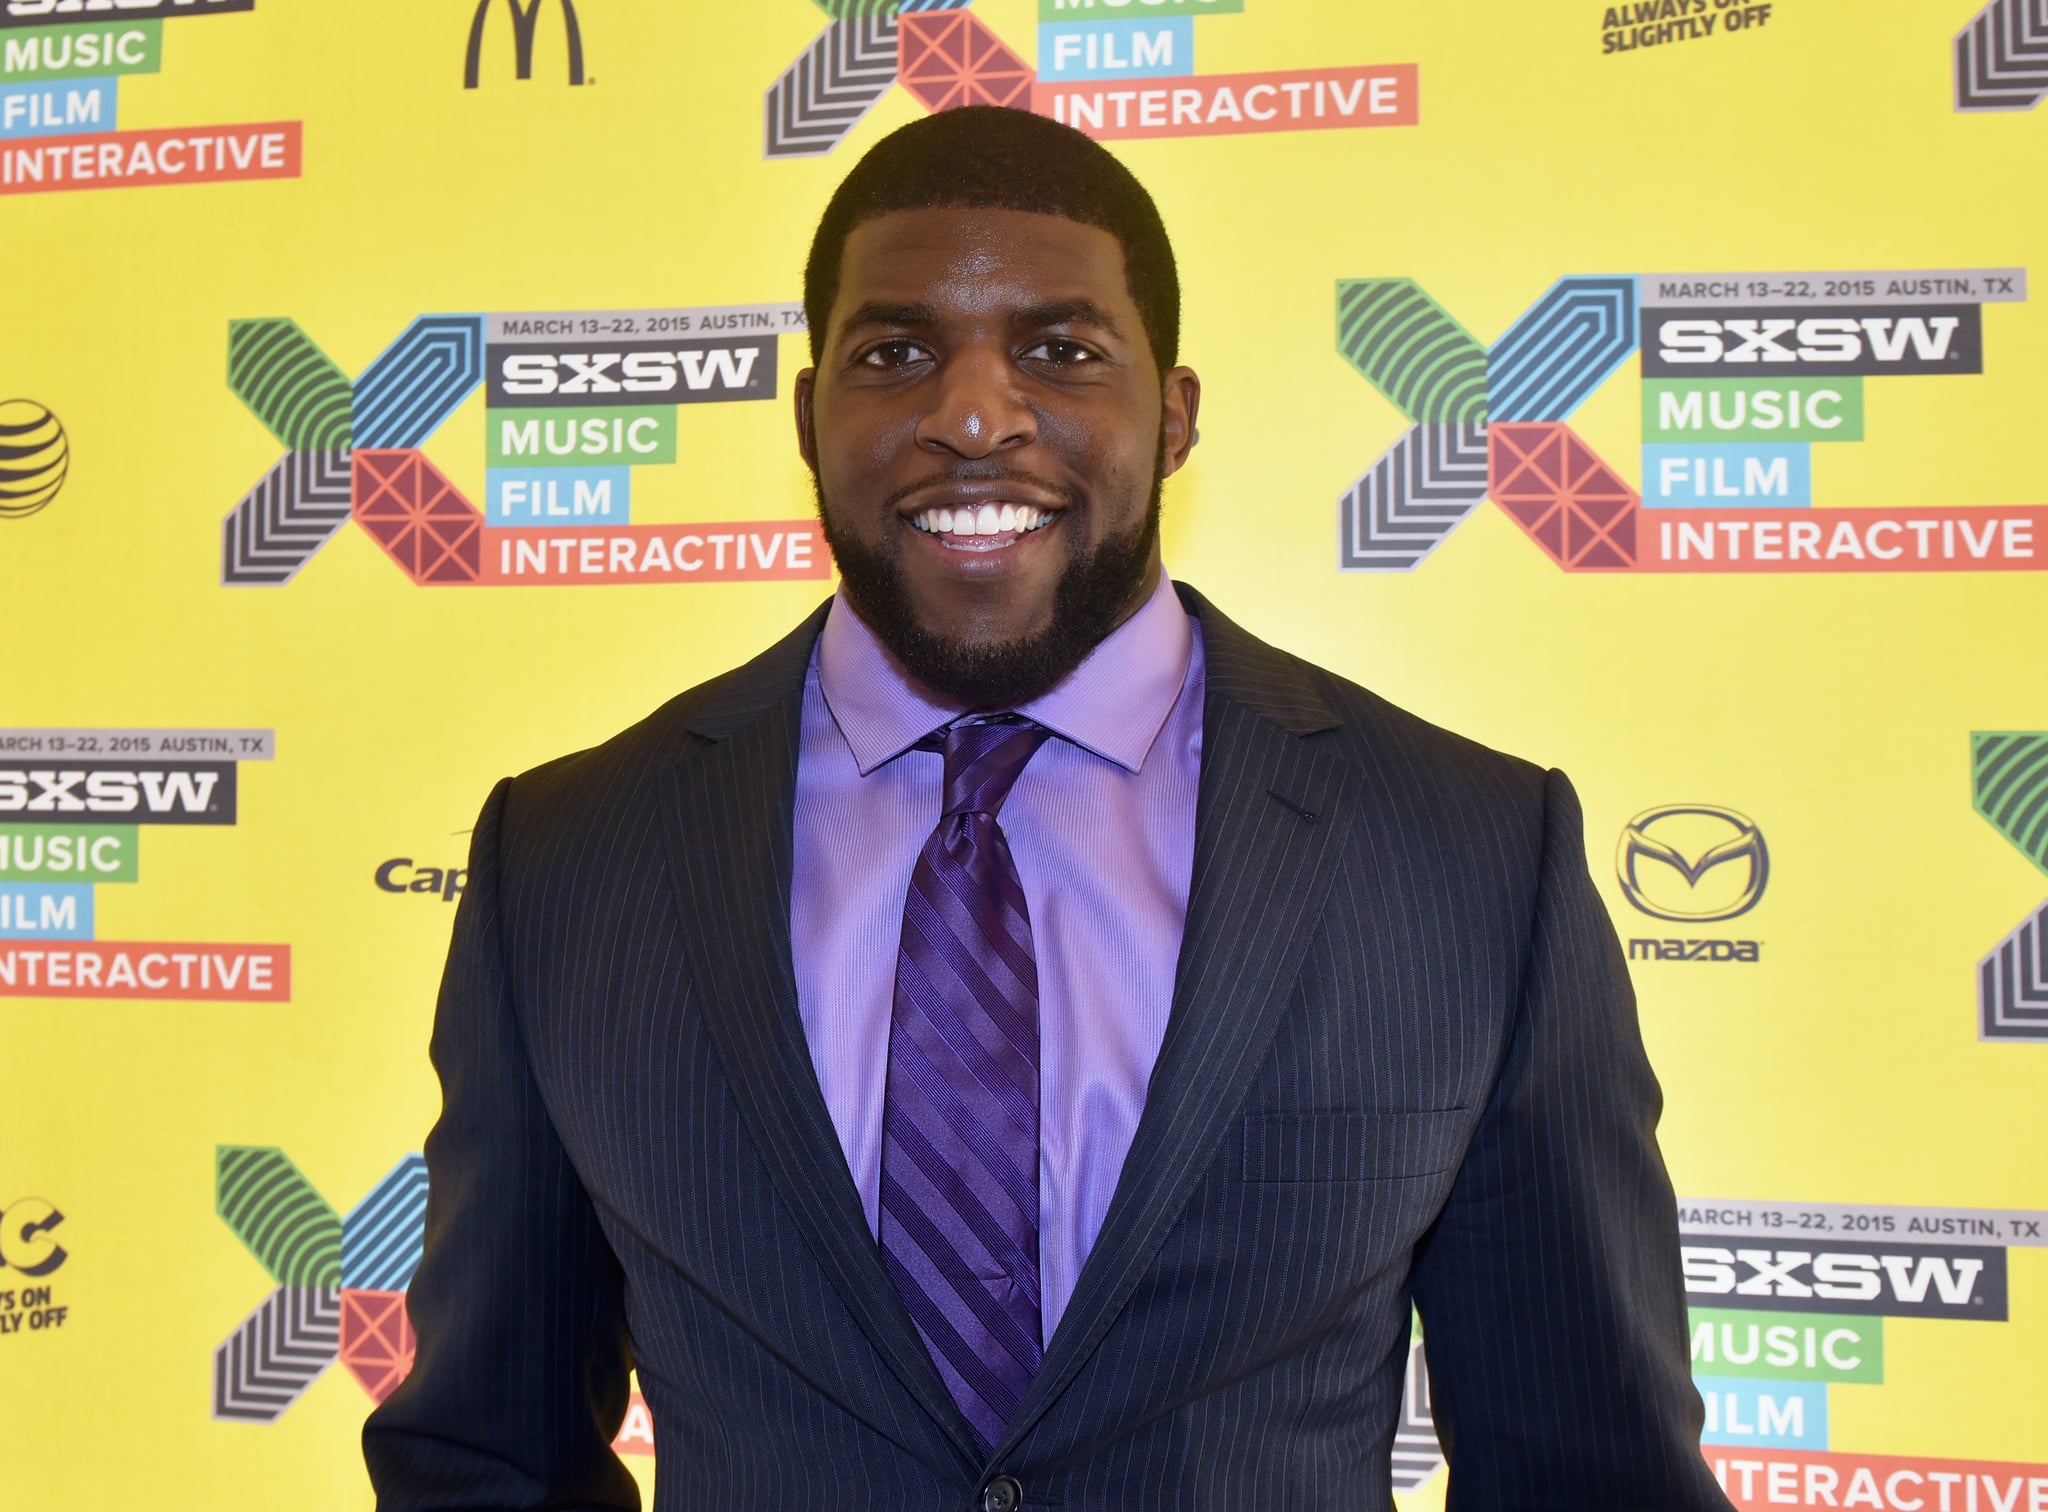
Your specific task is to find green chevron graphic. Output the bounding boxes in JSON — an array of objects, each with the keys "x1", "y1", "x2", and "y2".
[
  {"x1": 810, "y1": 0, "x2": 900, "y2": 13},
  {"x1": 216, "y1": 1146, "x2": 342, "y2": 1288},
  {"x1": 1973, "y1": 732, "x2": 2048, "y2": 877},
  {"x1": 228, "y1": 319, "x2": 354, "y2": 453},
  {"x1": 1337, "y1": 279, "x2": 1489, "y2": 424}
]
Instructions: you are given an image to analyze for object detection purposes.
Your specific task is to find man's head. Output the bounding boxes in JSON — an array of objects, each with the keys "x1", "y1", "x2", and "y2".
[{"x1": 795, "y1": 107, "x2": 1200, "y2": 711}]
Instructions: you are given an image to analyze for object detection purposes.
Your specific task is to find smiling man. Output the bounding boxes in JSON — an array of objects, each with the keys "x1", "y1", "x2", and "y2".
[{"x1": 366, "y1": 108, "x2": 1731, "y2": 1512}]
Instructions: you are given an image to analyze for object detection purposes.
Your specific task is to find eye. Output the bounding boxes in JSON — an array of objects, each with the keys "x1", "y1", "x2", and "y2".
[
  {"x1": 855, "y1": 339, "x2": 931, "y2": 369},
  {"x1": 1020, "y1": 338, "x2": 1100, "y2": 367}
]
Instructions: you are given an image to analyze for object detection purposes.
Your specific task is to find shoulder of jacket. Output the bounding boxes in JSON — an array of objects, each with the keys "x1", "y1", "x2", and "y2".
[
  {"x1": 1301, "y1": 660, "x2": 1548, "y2": 808},
  {"x1": 496, "y1": 601, "x2": 827, "y2": 835}
]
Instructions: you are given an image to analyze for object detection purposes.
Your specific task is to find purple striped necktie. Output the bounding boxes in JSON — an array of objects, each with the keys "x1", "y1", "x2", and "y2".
[{"x1": 880, "y1": 713, "x2": 1053, "y2": 1454}]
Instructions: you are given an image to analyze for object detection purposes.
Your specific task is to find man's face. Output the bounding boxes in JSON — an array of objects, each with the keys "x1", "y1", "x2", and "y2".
[{"x1": 795, "y1": 206, "x2": 1200, "y2": 708}]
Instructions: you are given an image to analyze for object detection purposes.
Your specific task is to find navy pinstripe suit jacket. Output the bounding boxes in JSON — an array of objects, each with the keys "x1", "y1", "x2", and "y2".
[{"x1": 363, "y1": 585, "x2": 1732, "y2": 1511}]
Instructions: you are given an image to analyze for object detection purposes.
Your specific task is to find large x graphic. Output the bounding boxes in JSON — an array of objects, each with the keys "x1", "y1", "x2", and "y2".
[
  {"x1": 210, "y1": 1146, "x2": 429, "y2": 1422},
  {"x1": 1336, "y1": 276, "x2": 1642, "y2": 573},
  {"x1": 219, "y1": 316, "x2": 487, "y2": 587}
]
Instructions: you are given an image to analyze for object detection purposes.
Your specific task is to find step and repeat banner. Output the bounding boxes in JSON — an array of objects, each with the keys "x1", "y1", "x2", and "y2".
[{"x1": 4, "y1": 0, "x2": 2044, "y2": 1506}]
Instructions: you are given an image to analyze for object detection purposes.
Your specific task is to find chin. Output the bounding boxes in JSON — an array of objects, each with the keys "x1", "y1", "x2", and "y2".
[{"x1": 917, "y1": 592, "x2": 1057, "y2": 648}]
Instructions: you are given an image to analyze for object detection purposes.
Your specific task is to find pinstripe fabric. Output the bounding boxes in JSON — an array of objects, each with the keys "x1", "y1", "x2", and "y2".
[{"x1": 364, "y1": 584, "x2": 1732, "y2": 1512}]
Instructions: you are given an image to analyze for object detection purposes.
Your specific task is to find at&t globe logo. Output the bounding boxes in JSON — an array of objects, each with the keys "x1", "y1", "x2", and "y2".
[
  {"x1": 0, "y1": 399, "x2": 68, "y2": 519},
  {"x1": 1616, "y1": 804, "x2": 1770, "y2": 923}
]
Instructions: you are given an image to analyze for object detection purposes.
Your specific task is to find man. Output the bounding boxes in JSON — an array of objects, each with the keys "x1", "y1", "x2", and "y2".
[{"x1": 366, "y1": 107, "x2": 1729, "y2": 1511}]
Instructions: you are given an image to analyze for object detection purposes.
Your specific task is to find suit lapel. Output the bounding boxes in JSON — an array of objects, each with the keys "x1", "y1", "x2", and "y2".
[
  {"x1": 996, "y1": 591, "x2": 1364, "y2": 1456},
  {"x1": 657, "y1": 610, "x2": 980, "y2": 1472}
]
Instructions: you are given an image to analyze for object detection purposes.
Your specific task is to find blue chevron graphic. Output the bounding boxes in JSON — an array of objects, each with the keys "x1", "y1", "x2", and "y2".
[
  {"x1": 812, "y1": 0, "x2": 972, "y2": 13},
  {"x1": 341, "y1": 1155, "x2": 430, "y2": 1292},
  {"x1": 352, "y1": 316, "x2": 485, "y2": 450},
  {"x1": 1486, "y1": 277, "x2": 1638, "y2": 423}
]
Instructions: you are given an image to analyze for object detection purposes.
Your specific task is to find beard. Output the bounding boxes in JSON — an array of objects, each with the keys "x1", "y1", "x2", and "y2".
[{"x1": 816, "y1": 464, "x2": 1163, "y2": 711}]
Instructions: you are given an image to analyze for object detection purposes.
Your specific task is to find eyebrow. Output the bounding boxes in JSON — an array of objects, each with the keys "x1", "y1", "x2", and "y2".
[
  {"x1": 833, "y1": 297, "x2": 1130, "y2": 347},
  {"x1": 1016, "y1": 299, "x2": 1127, "y2": 341},
  {"x1": 835, "y1": 301, "x2": 937, "y2": 345}
]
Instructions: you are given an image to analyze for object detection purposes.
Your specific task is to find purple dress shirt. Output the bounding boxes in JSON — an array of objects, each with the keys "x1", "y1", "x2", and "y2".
[{"x1": 790, "y1": 571, "x2": 1204, "y2": 1342}]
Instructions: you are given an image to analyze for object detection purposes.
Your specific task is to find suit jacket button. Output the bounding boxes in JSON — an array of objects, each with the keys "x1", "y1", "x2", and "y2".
[{"x1": 981, "y1": 1474, "x2": 1023, "y2": 1512}]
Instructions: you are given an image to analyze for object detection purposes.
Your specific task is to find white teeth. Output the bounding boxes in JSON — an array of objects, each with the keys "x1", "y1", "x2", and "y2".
[{"x1": 914, "y1": 503, "x2": 1054, "y2": 540}]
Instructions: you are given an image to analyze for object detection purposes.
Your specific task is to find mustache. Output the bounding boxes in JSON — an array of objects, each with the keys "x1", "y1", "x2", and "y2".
[{"x1": 879, "y1": 465, "x2": 1083, "y2": 514}]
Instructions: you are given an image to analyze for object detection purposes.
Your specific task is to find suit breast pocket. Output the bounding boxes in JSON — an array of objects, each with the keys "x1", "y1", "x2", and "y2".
[{"x1": 1241, "y1": 1109, "x2": 1468, "y2": 1183}]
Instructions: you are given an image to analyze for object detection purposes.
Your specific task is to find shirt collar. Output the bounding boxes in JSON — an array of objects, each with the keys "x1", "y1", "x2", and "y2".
[{"x1": 816, "y1": 570, "x2": 1194, "y2": 777}]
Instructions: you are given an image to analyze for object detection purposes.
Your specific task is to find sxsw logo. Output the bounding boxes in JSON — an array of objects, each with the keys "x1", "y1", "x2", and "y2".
[
  {"x1": 463, "y1": 0, "x2": 585, "y2": 88},
  {"x1": 0, "y1": 763, "x2": 234, "y2": 823},
  {"x1": 1682, "y1": 1241, "x2": 2008, "y2": 1321},
  {"x1": 0, "y1": 0, "x2": 251, "y2": 21},
  {"x1": 1642, "y1": 307, "x2": 1983, "y2": 377},
  {"x1": 488, "y1": 339, "x2": 774, "y2": 407}
]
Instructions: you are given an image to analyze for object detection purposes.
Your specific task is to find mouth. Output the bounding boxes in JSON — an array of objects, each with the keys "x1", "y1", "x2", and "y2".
[{"x1": 906, "y1": 501, "x2": 1058, "y2": 552}]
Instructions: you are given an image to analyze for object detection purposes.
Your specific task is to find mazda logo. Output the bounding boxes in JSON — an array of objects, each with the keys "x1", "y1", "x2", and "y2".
[{"x1": 1616, "y1": 804, "x2": 1769, "y2": 923}]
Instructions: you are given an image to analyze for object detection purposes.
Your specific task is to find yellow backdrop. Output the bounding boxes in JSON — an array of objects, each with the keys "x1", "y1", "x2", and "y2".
[{"x1": 4, "y1": 1, "x2": 2045, "y2": 1506}]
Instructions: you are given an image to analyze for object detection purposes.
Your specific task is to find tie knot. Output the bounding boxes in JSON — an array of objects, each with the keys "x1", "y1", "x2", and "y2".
[{"x1": 931, "y1": 715, "x2": 1050, "y2": 819}]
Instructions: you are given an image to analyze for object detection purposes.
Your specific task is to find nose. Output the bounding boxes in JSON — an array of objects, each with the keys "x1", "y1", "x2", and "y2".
[{"x1": 915, "y1": 345, "x2": 1036, "y2": 459}]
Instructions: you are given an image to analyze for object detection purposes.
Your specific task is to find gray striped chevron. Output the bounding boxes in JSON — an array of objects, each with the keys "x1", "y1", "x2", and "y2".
[
  {"x1": 1390, "y1": 1339, "x2": 1445, "y2": 1493},
  {"x1": 1980, "y1": 900, "x2": 2048, "y2": 1041},
  {"x1": 1338, "y1": 422, "x2": 1490, "y2": 571},
  {"x1": 221, "y1": 450, "x2": 352, "y2": 586},
  {"x1": 1955, "y1": 0, "x2": 2048, "y2": 111},
  {"x1": 764, "y1": 15, "x2": 899, "y2": 159},
  {"x1": 212, "y1": 1285, "x2": 341, "y2": 1422}
]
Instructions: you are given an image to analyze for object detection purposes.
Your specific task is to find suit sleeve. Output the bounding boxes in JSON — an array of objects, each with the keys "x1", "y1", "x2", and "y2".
[
  {"x1": 363, "y1": 778, "x2": 640, "y2": 1511},
  {"x1": 1409, "y1": 769, "x2": 1732, "y2": 1511}
]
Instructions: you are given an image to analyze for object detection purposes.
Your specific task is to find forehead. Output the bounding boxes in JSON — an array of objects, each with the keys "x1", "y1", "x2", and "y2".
[{"x1": 834, "y1": 206, "x2": 1134, "y2": 320}]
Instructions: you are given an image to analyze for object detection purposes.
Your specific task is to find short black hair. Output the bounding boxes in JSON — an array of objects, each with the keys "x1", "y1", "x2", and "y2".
[{"x1": 804, "y1": 106, "x2": 1180, "y2": 376}]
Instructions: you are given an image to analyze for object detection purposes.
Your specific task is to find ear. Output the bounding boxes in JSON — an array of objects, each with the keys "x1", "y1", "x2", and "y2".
[
  {"x1": 1158, "y1": 366, "x2": 1201, "y2": 479},
  {"x1": 793, "y1": 366, "x2": 818, "y2": 473}
]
